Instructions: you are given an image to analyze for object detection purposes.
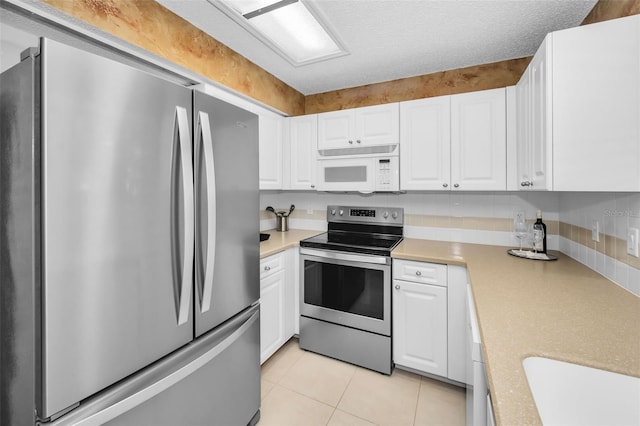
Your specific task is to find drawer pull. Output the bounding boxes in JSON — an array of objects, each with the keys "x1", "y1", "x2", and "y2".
[
  {"x1": 415, "y1": 271, "x2": 422, "y2": 276},
  {"x1": 395, "y1": 285, "x2": 400, "y2": 290},
  {"x1": 264, "y1": 266, "x2": 271, "y2": 271}
]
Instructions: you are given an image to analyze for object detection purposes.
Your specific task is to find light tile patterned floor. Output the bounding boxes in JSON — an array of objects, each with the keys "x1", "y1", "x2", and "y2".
[{"x1": 259, "y1": 338, "x2": 466, "y2": 426}]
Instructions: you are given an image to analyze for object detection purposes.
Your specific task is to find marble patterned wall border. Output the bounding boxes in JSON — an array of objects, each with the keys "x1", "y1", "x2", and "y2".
[
  {"x1": 581, "y1": 0, "x2": 640, "y2": 25},
  {"x1": 304, "y1": 57, "x2": 531, "y2": 114},
  {"x1": 41, "y1": 0, "x2": 306, "y2": 116},
  {"x1": 39, "y1": 0, "x2": 639, "y2": 118}
]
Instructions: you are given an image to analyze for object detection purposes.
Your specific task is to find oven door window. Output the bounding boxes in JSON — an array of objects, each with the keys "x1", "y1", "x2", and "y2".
[{"x1": 303, "y1": 260, "x2": 384, "y2": 319}]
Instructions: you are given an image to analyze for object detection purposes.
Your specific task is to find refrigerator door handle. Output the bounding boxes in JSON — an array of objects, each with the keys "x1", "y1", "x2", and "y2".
[
  {"x1": 172, "y1": 106, "x2": 194, "y2": 326},
  {"x1": 197, "y1": 111, "x2": 216, "y2": 313}
]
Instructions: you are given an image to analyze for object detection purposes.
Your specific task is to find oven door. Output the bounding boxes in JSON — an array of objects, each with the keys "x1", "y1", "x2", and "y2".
[{"x1": 299, "y1": 248, "x2": 391, "y2": 336}]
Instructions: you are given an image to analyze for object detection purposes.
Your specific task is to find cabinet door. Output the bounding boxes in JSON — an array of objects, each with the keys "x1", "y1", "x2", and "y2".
[
  {"x1": 529, "y1": 38, "x2": 552, "y2": 191},
  {"x1": 260, "y1": 270, "x2": 285, "y2": 364},
  {"x1": 259, "y1": 112, "x2": 284, "y2": 189},
  {"x1": 356, "y1": 103, "x2": 400, "y2": 147},
  {"x1": 516, "y1": 67, "x2": 532, "y2": 189},
  {"x1": 451, "y1": 88, "x2": 507, "y2": 191},
  {"x1": 317, "y1": 109, "x2": 356, "y2": 150},
  {"x1": 393, "y1": 280, "x2": 448, "y2": 377},
  {"x1": 552, "y1": 15, "x2": 640, "y2": 191},
  {"x1": 289, "y1": 115, "x2": 318, "y2": 190},
  {"x1": 400, "y1": 97, "x2": 451, "y2": 190}
]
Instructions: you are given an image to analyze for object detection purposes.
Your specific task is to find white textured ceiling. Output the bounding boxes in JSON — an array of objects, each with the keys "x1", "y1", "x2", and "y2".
[{"x1": 157, "y1": 0, "x2": 597, "y2": 95}]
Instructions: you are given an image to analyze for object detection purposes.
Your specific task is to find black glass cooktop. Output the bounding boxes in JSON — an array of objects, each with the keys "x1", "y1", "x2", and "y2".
[{"x1": 300, "y1": 231, "x2": 403, "y2": 256}]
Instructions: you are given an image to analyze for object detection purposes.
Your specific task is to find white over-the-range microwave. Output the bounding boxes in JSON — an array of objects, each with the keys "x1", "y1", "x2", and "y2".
[{"x1": 315, "y1": 144, "x2": 400, "y2": 193}]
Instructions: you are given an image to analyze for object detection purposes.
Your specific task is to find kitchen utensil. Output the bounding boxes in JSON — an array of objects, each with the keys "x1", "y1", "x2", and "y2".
[{"x1": 265, "y1": 204, "x2": 296, "y2": 232}]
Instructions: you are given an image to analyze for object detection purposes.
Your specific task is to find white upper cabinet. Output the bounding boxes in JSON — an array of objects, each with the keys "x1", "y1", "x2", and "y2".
[
  {"x1": 451, "y1": 88, "x2": 507, "y2": 191},
  {"x1": 287, "y1": 115, "x2": 318, "y2": 190},
  {"x1": 259, "y1": 111, "x2": 284, "y2": 190},
  {"x1": 516, "y1": 36, "x2": 553, "y2": 191},
  {"x1": 318, "y1": 103, "x2": 399, "y2": 150},
  {"x1": 553, "y1": 15, "x2": 640, "y2": 191},
  {"x1": 400, "y1": 96, "x2": 451, "y2": 190},
  {"x1": 517, "y1": 15, "x2": 640, "y2": 191},
  {"x1": 400, "y1": 88, "x2": 507, "y2": 191}
]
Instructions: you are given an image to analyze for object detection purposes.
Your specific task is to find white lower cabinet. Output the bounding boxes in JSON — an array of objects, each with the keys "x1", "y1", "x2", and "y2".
[
  {"x1": 260, "y1": 268, "x2": 285, "y2": 364},
  {"x1": 260, "y1": 248, "x2": 297, "y2": 364},
  {"x1": 393, "y1": 278, "x2": 448, "y2": 376},
  {"x1": 393, "y1": 259, "x2": 468, "y2": 383}
]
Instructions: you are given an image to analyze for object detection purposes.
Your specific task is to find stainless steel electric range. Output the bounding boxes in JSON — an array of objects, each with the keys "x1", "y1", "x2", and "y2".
[{"x1": 299, "y1": 205, "x2": 404, "y2": 374}]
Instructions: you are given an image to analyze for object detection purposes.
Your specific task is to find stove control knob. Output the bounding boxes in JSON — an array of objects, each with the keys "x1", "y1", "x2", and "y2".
[
  {"x1": 330, "y1": 209, "x2": 336, "y2": 216},
  {"x1": 392, "y1": 211, "x2": 398, "y2": 219},
  {"x1": 383, "y1": 211, "x2": 389, "y2": 219},
  {"x1": 339, "y1": 209, "x2": 344, "y2": 216}
]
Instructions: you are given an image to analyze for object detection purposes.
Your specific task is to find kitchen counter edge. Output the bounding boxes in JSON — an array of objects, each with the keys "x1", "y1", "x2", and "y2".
[{"x1": 259, "y1": 229, "x2": 322, "y2": 258}]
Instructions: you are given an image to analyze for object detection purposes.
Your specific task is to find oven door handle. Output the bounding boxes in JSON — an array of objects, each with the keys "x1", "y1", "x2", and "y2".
[{"x1": 300, "y1": 247, "x2": 390, "y2": 265}]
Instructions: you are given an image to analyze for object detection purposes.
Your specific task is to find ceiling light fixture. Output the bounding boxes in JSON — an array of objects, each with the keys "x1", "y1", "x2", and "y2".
[{"x1": 213, "y1": 0, "x2": 348, "y2": 66}]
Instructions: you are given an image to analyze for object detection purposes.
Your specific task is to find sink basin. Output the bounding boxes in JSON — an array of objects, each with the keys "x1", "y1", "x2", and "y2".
[{"x1": 523, "y1": 357, "x2": 640, "y2": 425}]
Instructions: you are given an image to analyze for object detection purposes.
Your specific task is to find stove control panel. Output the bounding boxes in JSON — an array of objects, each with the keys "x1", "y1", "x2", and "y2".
[{"x1": 327, "y1": 205, "x2": 404, "y2": 226}]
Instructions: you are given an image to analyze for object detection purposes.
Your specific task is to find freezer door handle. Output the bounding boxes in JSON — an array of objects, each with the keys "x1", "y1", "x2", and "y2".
[
  {"x1": 172, "y1": 106, "x2": 194, "y2": 326},
  {"x1": 196, "y1": 110, "x2": 216, "y2": 313}
]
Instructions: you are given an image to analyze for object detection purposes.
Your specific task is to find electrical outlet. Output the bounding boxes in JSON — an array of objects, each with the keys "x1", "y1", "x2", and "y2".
[
  {"x1": 628, "y1": 228, "x2": 640, "y2": 258},
  {"x1": 591, "y1": 220, "x2": 600, "y2": 242}
]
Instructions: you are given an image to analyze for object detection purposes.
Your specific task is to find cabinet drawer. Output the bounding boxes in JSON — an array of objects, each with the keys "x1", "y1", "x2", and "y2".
[
  {"x1": 393, "y1": 259, "x2": 447, "y2": 286},
  {"x1": 260, "y1": 252, "x2": 284, "y2": 279}
]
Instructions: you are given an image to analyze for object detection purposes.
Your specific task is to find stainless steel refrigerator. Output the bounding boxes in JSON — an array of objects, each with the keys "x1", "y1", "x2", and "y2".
[{"x1": 1, "y1": 38, "x2": 260, "y2": 425}]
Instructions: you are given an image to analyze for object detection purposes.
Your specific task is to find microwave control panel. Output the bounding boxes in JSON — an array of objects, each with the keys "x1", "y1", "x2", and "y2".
[{"x1": 375, "y1": 157, "x2": 399, "y2": 190}]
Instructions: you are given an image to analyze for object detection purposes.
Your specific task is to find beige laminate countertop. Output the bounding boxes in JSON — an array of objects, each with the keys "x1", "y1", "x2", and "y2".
[
  {"x1": 392, "y1": 238, "x2": 640, "y2": 426},
  {"x1": 259, "y1": 229, "x2": 322, "y2": 258}
]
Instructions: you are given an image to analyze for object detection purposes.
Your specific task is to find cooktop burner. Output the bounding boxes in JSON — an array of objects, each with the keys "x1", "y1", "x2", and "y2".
[{"x1": 299, "y1": 205, "x2": 404, "y2": 256}]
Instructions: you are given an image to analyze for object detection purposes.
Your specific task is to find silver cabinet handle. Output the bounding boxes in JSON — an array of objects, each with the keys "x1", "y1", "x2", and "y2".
[
  {"x1": 348, "y1": 140, "x2": 353, "y2": 144},
  {"x1": 264, "y1": 266, "x2": 271, "y2": 271},
  {"x1": 395, "y1": 285, "x2": 400, "y2": 290},
  {"x1": 356, "y1": 139, "x2": 361, "y2": 144},
  {"x1": 310, "y1": 184, "x2": 315, "y2": 189},
  {"x1": 415, "y1": 271, "x2": 422, "y2": 276},
  {"x1": 521, "y1": 181, "x2": 532, "y2": 187},
  {"x1": 172, "y1": 106, "x2": 194, "y2": 326},
  {"x1": 453, "y1": 183, "x2": 460, "y2": 188},
  {"x1": 442, "y1": 183, "x2": 448, "y2": 188},
  {"x1": 196, "y1": 111, "x2": 216, "y2": 314}
]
